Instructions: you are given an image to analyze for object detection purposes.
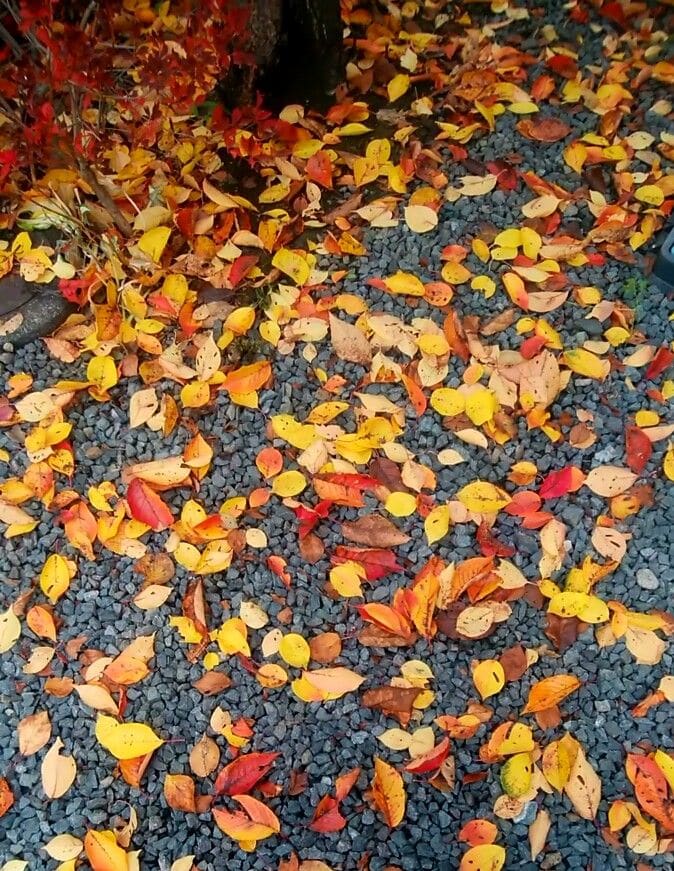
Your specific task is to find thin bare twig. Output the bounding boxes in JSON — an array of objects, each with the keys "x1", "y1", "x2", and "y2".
[{"x1": 68, "y1": 84, "x2": 133, "y2": 238}]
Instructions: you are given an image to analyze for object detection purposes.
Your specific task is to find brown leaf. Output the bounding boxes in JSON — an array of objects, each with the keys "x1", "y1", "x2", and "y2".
[
  {"x1": 309, "y1": 632, "x2": 342, "y2": 664},
  {"x1": 329, "y1": 314, "x2": 372, "y2": 365},
  {"x1": 299, "y1": 532, "x2": 325, "y2": 563},
  {"x1": 480, "y1": 308, "x2": 516, "y2": 336},
  {"x1": 517, "y1": 117, "x2": 571, "y2": 142},
  {"x1": 164, "y1": 773, "x2": 197, "y2": 812},
  {"x1": 544, "y1": 613, "x2": 588, "y2": 652},
  {"x1": 362, "y1": 686, "x2": 422, "y2": 726},
  {"x1": 134, "y1": 552, "x2": 175, "y2": 584},
  {"x1": 342, "y1": 515, "x2": 410, "y2": 547},
  {"x1": 499, "y1": 645, "x2": 528, "y2": 682},
  {"x1": 358, "y1": 625, "x2": 417, "y2": 647},
  {"x1": 18, "y1": 710, "x2": 51, "y2": 756},
  {"x1": 369, "y1": 457, "x2": 406, "y2": 493},
  {"x1": 189, "y1": 735, "x2": 220, "y2": 778},
  {"x1": 192, "y1": 672, "x2": 232, "y2": 695}
]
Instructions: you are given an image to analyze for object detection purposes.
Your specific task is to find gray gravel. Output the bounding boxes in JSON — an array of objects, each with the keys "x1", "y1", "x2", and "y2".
[{"x1": 1, "y1": 1, "x2": 674, "y2": 870}]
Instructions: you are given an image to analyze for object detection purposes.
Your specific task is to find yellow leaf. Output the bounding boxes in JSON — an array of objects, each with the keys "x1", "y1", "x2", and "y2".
[
  {"x1": 330, "y1": 562, "x2": 364, "y2": 597},
  {"x1": 654, "y1": 749, "x2": 674, "y2": 792},
  {"x1": 424, "y1": 504, "x2": 450, "y2": 544},
  {"x1": 83, "y1": 829, "x2": 129, "y2": 871},
  {"x1": 430, "y1": 387, "x2": 465, "y2": 416},
  {"x1": 383, "y1": 271, "x2": 425, "y2": 296},
  {"x1": 272, "y1": 248, "x2": 310, "y2": 285},
  {"x1": 542, "y1": 734, "x2": 579, "y2": 791},
  {"x1": 500, "y1": 752, "x2": 533, "y2": 798},
  {"x1": 460, "y1": 844, "x2": 506, "y2": 871},
  {"x1": 385, "y1": 491, "x2": 417, "y2": 517},
  {"x1": 95, "y1": 715, "x2": 164, "y2": 760},
  {"x1": 494, "y1": 229, "x2": 522, "y2": 248},
  {"x1": 498, "y1": 722, "x2": 535, "y2": 756},
  {"x1": 664, "y1": 443, "x2": 674, "y2": 481},
  {"x1": 635, "y1": 185, "x2": 664, "y2": 207},
  {"x1": 86, "y1": 356, "x2": 118, "y2": 392},
  {"x1": 465, "y1": 387, "x2": 497, "y2": 426},
  {"x1": 180, "y1": 381, "x2": 211, "y2": 408},
  {"x1": 271, "y1": 470, "x2": 306, "y2": 497},
  {"x1": 473, "y1": 659, "x2": 505, "y2": 700},
  {"x1": 387, "y1": 74, "x2": 410, "y2": 102},
  {"x1": 39, "y1": 554, "x2": 72, "y2": 603},
  {"x1": 0, "y1": 605, "x2": 21, "y2": 653},
  {"x1": 564, "y1": 141, "x2": 587, "y2": 173},
  {"x1": 137, "y1": 226, "x2": 171, "y2": 262},
  {"x1": 279, "y1": 633, "x2": 310, "y2": 668},
  {"x1": 548, "y1": 592, "x2": 609, "y2": 624},
  {"x1": 378, "y1": 729, "x2": 412, "y2": 751},
  {"x1": 212, "y1": 618, "x2": 250, "y2": 656},
  {"x1": 471, "y1": 275, "x2": 496, "y2": 297},
  {"x1": 457, "y1": 481, "x2": 511, "y2": 513},
  {"x1": 562, "y1": 348, "x2": 609, "y2": 380},
  {"x1": 441, "y1": 261, "x2": 472, "y2": 284}
]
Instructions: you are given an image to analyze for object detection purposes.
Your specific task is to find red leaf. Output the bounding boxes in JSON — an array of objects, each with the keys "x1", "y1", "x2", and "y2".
[
  {"x1": 539, "y1": 466, "x2": 585, "y2": 499},
  {"x1": 631, "y1": 755, "x2": 674, "y2": 833},
  {"x1": 213, "y1": 751, "x2": 279, "y2": 797},
  {"x1": 309, "y1": 796, "x2": 346, "y2": 832},
  {"x1": 332, "y1": 546, "x2": 402, "y2": 581},
  {"x1": 476, "y1": 522, "x2": 515, "y2": 558},
  {"x1": 548, "y1": 54, "x2": 578, "y2": 78},
  {"x1": 306, "y1": 151, "x2": 333, "y2": 188},
  {"x1": 504, "y1": 491, "x2": 542, "y2": 516},
  {"x1": 646, "y1": 347, "x2": 674, "y2": 381},
  {"x1": 335, "y1": 767, "x2": 360, "y2": 801},
  {"x1": 127, "y1": 478, "x2": 174, "y2": 531},
  {"x1": 229, "y1": 254, "x2": 258, "y2": 288},
  {"x1": 625, "y1": 424, "x2": 652, "y2": 474},
  {"x1": 404, "y1": 737, "x2": 450, "y2": 774}
]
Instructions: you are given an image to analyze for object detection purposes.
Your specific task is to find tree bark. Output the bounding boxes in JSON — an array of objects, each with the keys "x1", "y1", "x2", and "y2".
[{"x1": 231, "y1": 0, "x2": 342, "y2": 109}]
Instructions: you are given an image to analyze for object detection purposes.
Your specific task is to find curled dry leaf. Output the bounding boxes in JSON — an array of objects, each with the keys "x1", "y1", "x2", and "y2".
[
  {"x1": 18, "y1": 710, "x2": 51, "y2": 756},
  {"x1": 41, "y1": 738, "x2": 77, "y2": 799},
  {"x1": 529, "y1": 809, "x2": 551, "y2": 860},
  {"x1": 189, "y1": 735, "x2": 220, "y2": 778},
  {"x1": 341, "y1": 514, "x2": 410, "y2": 547},
  {"x1": 584, "y1": 465, "x2": 637, "y2": 498},
  {"x1": 564, "y1": 745, "x2": 601, "y2": 820},
  {"x1": 329, "y1": 314, "x2": 372, "y2": 365}
]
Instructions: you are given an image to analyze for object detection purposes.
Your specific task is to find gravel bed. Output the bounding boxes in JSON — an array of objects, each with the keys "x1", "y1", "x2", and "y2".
[{"x1": 1, "y1": 0, "x2": 674, "y2": 869}]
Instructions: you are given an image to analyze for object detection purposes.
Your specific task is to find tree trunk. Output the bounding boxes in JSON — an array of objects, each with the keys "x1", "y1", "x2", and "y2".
[{"x1": 231, "y1": 0, "x2": 342, "y2": 109}]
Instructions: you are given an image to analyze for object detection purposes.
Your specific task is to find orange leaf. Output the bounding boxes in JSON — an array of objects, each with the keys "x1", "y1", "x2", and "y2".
[
  {"x1": 164, "y1": 773, "x2": 197, "y2": 812},
  {"x1": 220, "y1": 361, "x2": 271, "y2": 393},
  {"x1": 523, "y1": 674, "x2": 581, "y2": 714},
  {"x1": 371, "y1": 757, "x2": 406, "y2": 827}
]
